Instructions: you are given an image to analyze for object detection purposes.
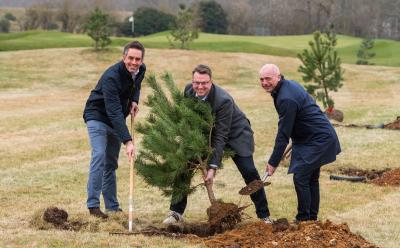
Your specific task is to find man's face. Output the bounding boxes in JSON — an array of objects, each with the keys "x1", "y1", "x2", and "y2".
[
  {"x1": 192, "y1": 72, "x2": 212, "y2": 97},
  {"x1": 123, "y1": 48, "x2": 143, "y2": 73},
  {"x1": 259, "y1": 69, "x2": 280, "y2": 93}
]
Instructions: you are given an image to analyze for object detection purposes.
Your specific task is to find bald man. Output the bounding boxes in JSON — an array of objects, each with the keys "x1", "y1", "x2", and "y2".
[{"x1": 259, "y1": 64, "x2": 340, "y2": 222}]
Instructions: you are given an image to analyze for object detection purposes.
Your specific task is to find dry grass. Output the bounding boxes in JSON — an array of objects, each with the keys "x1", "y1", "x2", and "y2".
[{"x1": 0, "y1": 47, "x2": 399, "y2": 247}]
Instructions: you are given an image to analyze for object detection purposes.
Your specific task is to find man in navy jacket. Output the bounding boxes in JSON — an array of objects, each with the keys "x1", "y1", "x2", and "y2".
[
  {"x1": 259, "y1": 64, "x2": 340, "y2": 222},
  {"x1": 83, "y1": 41, "x2": 146, "y2": 218}
]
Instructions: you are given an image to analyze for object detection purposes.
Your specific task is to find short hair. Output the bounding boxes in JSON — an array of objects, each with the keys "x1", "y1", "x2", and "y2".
[
  {"x1": 123, "y1": 41, "x2": 145, "y2": 58},
  {"x1": 192, "y1": 64, "x2": 212, "y2": 79}
]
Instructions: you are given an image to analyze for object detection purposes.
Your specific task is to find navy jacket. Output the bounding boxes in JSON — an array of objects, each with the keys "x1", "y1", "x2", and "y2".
[
  {"x1": 184, "y1": 83, "x2": 254, "y2": 167},
  {"x1": 83, "y1": 61, "x2": 146, "y2": 143},
  {"x1": 268, "y1": 76, "x2": 341, "y2": 174}
]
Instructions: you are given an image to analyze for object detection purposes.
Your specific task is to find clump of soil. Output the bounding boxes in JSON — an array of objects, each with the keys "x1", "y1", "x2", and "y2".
[
  {"x1": 326, "y1": 108, "x2": 344, "y2": 122},
  {"x1": 203, "y1": 219, "x2": 377, "y2": 248},
  {"x1": 371, "y1": 168, "x2": 400, "y2": 186},
  {"x1": 239, "y1": 180, "x2": 270, "y2": 195},
  {"x1": 41, "y1": 207, "x2": 85, "y2": 231},
  {"x1": 338, "y1": 168, "x2": 389, "y2": 180},
  {"x1": 207, "y1": 201, "x2": 246, "y2": 233},
  {"x1": 384, "y1": 116, "x2": 400, "y2": 130}
]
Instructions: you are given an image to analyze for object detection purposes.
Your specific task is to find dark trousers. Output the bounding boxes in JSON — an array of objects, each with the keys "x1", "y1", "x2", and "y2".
[
  {"x1": 293, "y1": 167, "x2": 321, "y2": 221},
  {"x1": 170, "y1": 155, "x2": 270, "y2": 218}
]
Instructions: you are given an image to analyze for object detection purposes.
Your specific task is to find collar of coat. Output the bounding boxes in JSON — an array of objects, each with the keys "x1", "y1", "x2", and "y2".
[{"x1": 271, "y1": 75, "x2": 285, "y2": 99}]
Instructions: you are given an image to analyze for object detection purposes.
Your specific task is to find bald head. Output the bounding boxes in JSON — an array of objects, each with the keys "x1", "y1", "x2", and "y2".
[
  {"x1": 259, "y1": 64, "x2": 281, "y2": 93},
  {"x1": 259, "y1": 64, "x2": 280, "y2": 76}
]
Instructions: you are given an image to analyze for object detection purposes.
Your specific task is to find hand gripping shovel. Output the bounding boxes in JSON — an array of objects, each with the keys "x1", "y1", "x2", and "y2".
[
  {"x1": 239, "y1": 171, "x2": 271, "y2": 195},
  {"x1": 110, "y1": 115, "x2": 137, "y2": 235}
]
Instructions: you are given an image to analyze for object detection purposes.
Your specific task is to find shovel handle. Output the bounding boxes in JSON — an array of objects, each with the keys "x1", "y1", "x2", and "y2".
[{"x1": 128, "y1": 115, "x2": 135, "y2": 232}]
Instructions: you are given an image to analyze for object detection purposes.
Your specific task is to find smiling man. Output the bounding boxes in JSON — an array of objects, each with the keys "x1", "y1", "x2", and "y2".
[
  {"x1": 162, "y1": 64, "x2": 272, "y2": 225},
  {"x1": 83, "y1": 41, "x2": 146, "y2": 219}
]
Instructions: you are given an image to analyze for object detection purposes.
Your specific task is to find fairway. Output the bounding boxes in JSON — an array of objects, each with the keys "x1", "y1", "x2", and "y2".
[
  {"x1": 0, "y1": 47, "x2": 400, "y2": 247},
  {"x1": 1, "y1": 30, "x2": 400, "y2": 67}
]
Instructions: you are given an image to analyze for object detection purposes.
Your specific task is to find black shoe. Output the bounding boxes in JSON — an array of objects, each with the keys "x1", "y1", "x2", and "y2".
[{"x1": 89, "y1": 207, "x2": 108, "y2": 219}]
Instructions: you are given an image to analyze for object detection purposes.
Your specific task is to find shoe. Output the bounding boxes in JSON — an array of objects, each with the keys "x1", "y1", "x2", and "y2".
[
  {"x1": 261, "y1": 216, "x2": 273, "y2": 224},
  {"x1": 105, "y1": 208, "x2": 123, "y2": 213},
  {"x1": 162, "y1": 211, "x2": 184, "y2": 224},
  {"x1": 89, "y1": 207, "x2": 108, "y2": 219}
]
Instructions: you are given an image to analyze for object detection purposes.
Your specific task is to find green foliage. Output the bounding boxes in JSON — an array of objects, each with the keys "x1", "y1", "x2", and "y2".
[
  {"x1": 356, "y1": 38, "x2": 376, "y2": 65},
  {"x1": 0, "y1": 18, "x2": 10, "y2": 33},
  {"x1": 167, "y1": 4, "x2": 199, "y2": 49},
  {"x1": 197, "y1": 0, "x2": 228, "y2": 34},
  {"x1": 84, "y1": 8, "x2": 111, "y2": 50},
  {"x1": 131, "y1": 7, "x2": 175, "y2": 37},
  {"x1": 4, "y1": 13, "x2": 17, "y2": 21},
  {"x1": 136, "y1": 73, "x2": 214, "y2": 203},
  {"x1": 298, "y1": 27, "x2": 344, "y2": 108}
]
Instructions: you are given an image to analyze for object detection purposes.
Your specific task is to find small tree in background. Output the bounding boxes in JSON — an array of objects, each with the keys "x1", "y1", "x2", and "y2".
[
  {"x1": 131, "y1": 7, "x2": 175, "y2": 36},
  {"x1": 4, "y1": 13, "x2": 16, "y2": 21},
  {"x1": 85, "y1": 8, "x2": 111, "y2": 50},
  {"x1": 0, "y1": 18, "x2": 10, "y2": 33},
  {"x1": 298, "y1": 26, "x2": 344, "y2": 110},
  {"x1": 167, "y1": 4, "x2": 199, "y2": 49},
  {"x1": 136, "y1": 73, "x2": 216, "y2": 204},
  {"x1": 196, "y1": 0, "x2": 228, "y2": 34},
  {"x1": 356, "y1": 38, "x2": 376, "y2": 65}
]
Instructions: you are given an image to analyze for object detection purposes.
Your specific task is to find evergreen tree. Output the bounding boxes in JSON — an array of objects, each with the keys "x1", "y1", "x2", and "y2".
[
  {"x1": 136, "y1": 73, "x2": 217, "y2": 204},
  {"x1": 298, "y1": 26, "x2": 344, "y2": 109},
  {"x1": 356, "y1": 38, "x2": 376, "y2": 65},
  {"x1": 196, "y1": 0, "x2": 228, "y2": 34},
  {"x1": 132, "y1": 7, "x2": 175, "y2": 36},
  {"x1": 84, "y1": 8, "x2": 111, "y2": 50},
  {"x1": 167, "y1": 4, "x2": 199, "y2": 49}
]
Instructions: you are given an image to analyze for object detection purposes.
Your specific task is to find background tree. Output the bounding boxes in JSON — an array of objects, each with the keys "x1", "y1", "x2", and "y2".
[
  {"x1": 195, "y1": 0, "x2": 228, "y2": 34},
  {"x1": 4, "y1": 13, "x2": 16, "y2": 21},
  {"x1": 84, "y1": 8, "x2": 111, "y2": 50},
  {"x1": 298, "y1": 26, "x2": 344, "y2": 110},
  {"x1": 356, "y1": 38, "x2": 376, "y2": 65},
  {"x1": 0, "y1": 18, "x2": 10, "y2": 33},
  {"x1": 131, "y1": 7, "x2": 175, "y2": 36},
  {"x1": 167, "y1": 4, "x2": 199, "y2": 49},
  {"x1": 136, "y1": 73, "x2": 216, "y2": 204}
]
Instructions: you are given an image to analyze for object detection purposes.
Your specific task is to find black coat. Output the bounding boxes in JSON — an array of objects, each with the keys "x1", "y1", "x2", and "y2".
[
  {"x1": 268, "y1": 77, "x2": 341, "y2": 174},
  {"x1": 83, "y1": 61, "x2": 146, "y2": 143},
  {"x1": 184, "y1": 83, "x2": 254, "y2": 167}
]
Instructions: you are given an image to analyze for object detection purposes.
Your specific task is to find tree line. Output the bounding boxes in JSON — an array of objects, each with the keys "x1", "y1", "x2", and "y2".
[{"x1": 1, "y1": 0, "x2": 399, "y2": 41}]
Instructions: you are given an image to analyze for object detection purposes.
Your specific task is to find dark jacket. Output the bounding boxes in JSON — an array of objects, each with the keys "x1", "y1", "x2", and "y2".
[
  {"x1": 184, "y1": 83, "x2": 254, "y2": 167},
  {"x1": 83, "y1": 61, "x2": 146, "y2": 143},
  {"x1": 268, "y1": 76, "x2": 341, "y2": 174}
]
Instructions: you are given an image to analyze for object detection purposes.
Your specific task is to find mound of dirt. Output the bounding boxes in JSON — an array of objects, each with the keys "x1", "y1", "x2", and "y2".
[
  {"x1": 203, "y1": 219, "x2": 377, "y2": 248},
  {"x1": 207, "y1": 201, "x2": 246, "y2": 233},
  {"x1": 384, "y1": 116, "x2": 400, "y2": 130},
  {"x1": 338, "y1": 168, "x2": 389, "y2": 180},
  {"x1": 371, "y1": 168, "x2": 400, "y2": 186}
]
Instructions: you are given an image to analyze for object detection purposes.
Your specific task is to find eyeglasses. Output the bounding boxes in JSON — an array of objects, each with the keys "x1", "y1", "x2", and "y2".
[{"x1": 192, "y1": 81, "x2": 211, "y2": 86}]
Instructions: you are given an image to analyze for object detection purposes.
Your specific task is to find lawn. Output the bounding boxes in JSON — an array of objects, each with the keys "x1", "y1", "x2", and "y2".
[
  {"x1": 1, "y1": 30, "x2": 399, "y2": 66},
  {"x1": 0, "y1": 47, "x2": 399, "y2": 247}
]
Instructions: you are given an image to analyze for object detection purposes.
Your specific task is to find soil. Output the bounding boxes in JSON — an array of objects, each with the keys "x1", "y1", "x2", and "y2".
[
  {"x1": 42, "y1": 207, "x2": 85, "y2": 231},
  {"x1": 239, "y1": 180, "x2": 271, "y2": 195},
  {"x1": 326, "y1": 108, "x2": 344, "y2": 122},
  {"x1": 384, "y1": 116, "x2": 400, "y2": 130},
  {"x1": 370, "y1": 168, "x2": 400, "y2": 186},
  {"x1": 207, "y1": 201, "x2": 246, "y2": 233},
  {"x1": 338, "y1": 168, "x2": 390, "y2": 180},
  {"x1": 203, "y1": 219, "x2": 377, "y2": 248}
]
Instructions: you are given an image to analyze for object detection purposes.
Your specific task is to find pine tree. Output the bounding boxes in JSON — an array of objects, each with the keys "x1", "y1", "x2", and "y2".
[
  {"x1": 356, "y1": 38, "x2": 376, "y2": 65},
  {"x1": 167, "y1": 4, "x2": 199, "y2": 49},
  {"x1": 297, "y1": 26, "x2": 344, "y2": 110},
  {"x1": 84, "y1": 8, "x2": 111, "y2": 50},
  {"x1": 135, "y1": 73, "x2": 217, "y2": 204}
]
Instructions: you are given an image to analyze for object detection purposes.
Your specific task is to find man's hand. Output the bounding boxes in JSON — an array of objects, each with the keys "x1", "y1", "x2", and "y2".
[
  {"x1": 130, "y1": 102, "x2": 139, "y2": 117},
  {"x1": 125, "y1": 140, "x2": 135, "y2": 162},
  {"x1": 266, "y1": 163, "x2": 276, "y2": 176},
  {"x1": 204, "y1": 168, "x2": 216, "y2": 186}
]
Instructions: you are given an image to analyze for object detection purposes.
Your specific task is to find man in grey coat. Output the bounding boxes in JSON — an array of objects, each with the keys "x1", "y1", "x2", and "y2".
[{"x1": 163, "y1": 64, "x2": 272, "y2": 224}]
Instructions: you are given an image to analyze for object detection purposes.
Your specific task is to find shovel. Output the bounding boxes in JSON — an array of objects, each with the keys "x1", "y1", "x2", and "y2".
[
  {"x1": 239, "y1": 171, "x2": 271, "y2": 195},
  {"x1": 110, "y1": 115, "x2": 136, "y2": 235}
]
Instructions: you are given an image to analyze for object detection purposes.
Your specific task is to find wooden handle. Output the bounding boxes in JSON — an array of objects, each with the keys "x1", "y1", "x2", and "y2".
[{"x1": 128, "y1": 115, "x2": 135, "y2": 232}]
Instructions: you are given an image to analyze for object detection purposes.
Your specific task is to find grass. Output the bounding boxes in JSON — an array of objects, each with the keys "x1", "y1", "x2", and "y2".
[
  {"x1": 1, "y1": 30, "x2": 400, "y2": 66},
  {"x1": 0, "y1": 48, "x2": 399, "y2": 247}
]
